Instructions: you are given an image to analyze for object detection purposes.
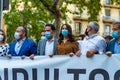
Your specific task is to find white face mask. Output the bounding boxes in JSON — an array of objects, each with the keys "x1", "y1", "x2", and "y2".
[
  {"x1": 14, "y1": 32, "x2": 20, "y2": 40},
  {"x1": 0, "y1": 35, "x2": 4, "y2": 41},
  {"x1": 41, "y1": 36, "x2": 46, "y2": 39}
]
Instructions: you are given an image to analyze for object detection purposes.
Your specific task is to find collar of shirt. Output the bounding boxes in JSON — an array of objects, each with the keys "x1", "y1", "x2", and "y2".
[
  {"x1": 47, "y1": 38, "x2": 54, "y2": 43},
  {"x1": 115, "y1": 41, "x2": 120, "y2": 45},
  {"x1": 15, "y1": 37, "x2": 26, "y2": 55},
  {"x1": 16, "y1": 37, "x2": 26, "y2": 43},
  {"x1": 86, "y1": 34, "x2": 98, "y2": 40},
  {"x1": 16, "y1": 37, "x2": 26, "y2": 47}
]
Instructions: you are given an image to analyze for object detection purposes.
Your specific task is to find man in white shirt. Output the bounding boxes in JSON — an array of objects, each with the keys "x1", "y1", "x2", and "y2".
[
  {"x1": 77, "y1": 21, "x2": 106, "y2": 57},
  {"x1": 37, "y1": 24, "x2": 58, "y2": 57}
]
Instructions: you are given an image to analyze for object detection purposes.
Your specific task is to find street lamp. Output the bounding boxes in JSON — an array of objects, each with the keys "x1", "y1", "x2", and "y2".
[
  {"x1": 0, "y1": 0, "x2": 9, "y2": 29},
  {"x1": 0, "y1": 0, "x2": 3, "y2": 29}
]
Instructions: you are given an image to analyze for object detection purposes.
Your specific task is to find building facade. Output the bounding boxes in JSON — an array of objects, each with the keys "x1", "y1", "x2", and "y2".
[{"x1": 68, "y1": 0, "x2": 120, "y2": 37}]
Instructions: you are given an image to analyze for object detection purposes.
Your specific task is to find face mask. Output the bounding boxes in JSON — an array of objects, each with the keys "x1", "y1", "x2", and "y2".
[
  {"x1": 45, "y1": 32, "x2": 51, "y2": 39},
  {"x1": 14, "y1": 32, "x2": 20, "y2": 40},
  {"x1": 62, "y1": 30, "x2": 68, "y2": 36},
  {"x1": 41, "y1": 36, "x2": 46, "y2": 39},
  {"x1": 85, "y1": 29, "x2": 88, "y2": 36},
  {"x1": 0, "y1": 35, "x2": 4, "y2": 41},
  {"x1": 112, "y1": 31, "x2": 120, "y2": 39}
]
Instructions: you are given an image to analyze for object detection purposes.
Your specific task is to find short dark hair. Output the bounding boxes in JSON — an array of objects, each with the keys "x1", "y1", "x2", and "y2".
[
  {"x1": 113, "y1": 22, "x2": 120, "y2": 29},
  {"x1": 104, "y1": 35, "x2": 113, "y2": 40},
  {"x1": 45, "y1": 24, "x2": 56, "y2": 31},
  {"x1": 20, "y1": 26, "x2": 27, "y2": 37}
]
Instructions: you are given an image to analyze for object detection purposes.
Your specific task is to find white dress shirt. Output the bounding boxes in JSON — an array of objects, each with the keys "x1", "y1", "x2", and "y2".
[
  {"x1": 45, "y1": 38, "x2": 54, "y2": 55},
  {"x1": 79, "y1": 34, "x2": 106, "y2": 55}
]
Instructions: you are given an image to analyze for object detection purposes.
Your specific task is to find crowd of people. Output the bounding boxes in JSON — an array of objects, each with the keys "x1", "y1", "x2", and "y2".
[{"x1": 0, "y1": 21, "x2": 120, "y2": 60}]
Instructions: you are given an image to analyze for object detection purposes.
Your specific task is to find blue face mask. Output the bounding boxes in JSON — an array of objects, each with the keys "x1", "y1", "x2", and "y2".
[
  {"x1": 62, "y1": 30, "x2": 68, "y2": 36},
  {"x1": 112, "y1": 31, "x2": 120, "y2": 39},
  {"x1": 45, "y1": 32, "x2": 51, "y2": 39}
]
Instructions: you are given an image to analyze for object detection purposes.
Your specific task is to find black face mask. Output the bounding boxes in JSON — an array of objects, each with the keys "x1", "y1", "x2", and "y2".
[{"x1": 85, "y1": 28, "x2": 88, "y2": 36}]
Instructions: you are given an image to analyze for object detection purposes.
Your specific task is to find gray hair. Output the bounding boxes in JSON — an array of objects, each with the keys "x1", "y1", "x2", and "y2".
[{"x1": 88, "y1": 21, "x2": 99, "y2": 32}]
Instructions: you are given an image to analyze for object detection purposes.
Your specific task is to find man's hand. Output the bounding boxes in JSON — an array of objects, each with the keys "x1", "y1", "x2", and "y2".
[
  {"x1": 86, "y1": 50, "x2": 97, "y2": 58},
  {"x1": 49, "y1": 54, "x2": 53, "y2": 58},
  {"x1": 106, "y1": 51, "x2": 112, "y2": 57},
  {"x1": 7, "y1": 54, "x2": 12, "y2": 59},
  {"x1": 29, "y1": 54, "x2": 35, "y2": 60},
  {"x1": 76, "y1": 50, "x2": 81, "y2": 57},
  {"x1": 21, "y1": 55, "x2": 26, "y2": 59}
]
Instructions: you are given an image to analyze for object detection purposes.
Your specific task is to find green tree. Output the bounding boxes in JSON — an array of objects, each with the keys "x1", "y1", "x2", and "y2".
[
  {"x1": 4, "y1": 0, "x2": 54, "y2": 43},
  {"x1": 39, "y1": 0, "x2": 102, "y2": 37},
  {"x1": 111, "y1": 0, "x2": 120, "y2": 5},
  {"x1": 4, "y1": 0, "x2": 102, "y2": 43}
]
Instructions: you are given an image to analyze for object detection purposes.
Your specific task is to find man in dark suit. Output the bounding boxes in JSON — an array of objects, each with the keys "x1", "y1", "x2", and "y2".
[
  {"x1": 8, "y1": 26, "x2": 37, "y2": 60},
  {"x1": 37, "y1": 24, "x2": 57, "y2": 56}
]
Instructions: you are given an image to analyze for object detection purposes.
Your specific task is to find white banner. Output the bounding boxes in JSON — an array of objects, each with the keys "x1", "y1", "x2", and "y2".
[{"x1": 0, "y1": 54, "x2": 120, "y2": 80}]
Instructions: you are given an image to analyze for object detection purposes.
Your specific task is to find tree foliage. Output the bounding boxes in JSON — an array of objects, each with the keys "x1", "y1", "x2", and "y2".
[
  {"x1": 111, "y1": 0, "x2": 120, "y2": 5},
  {"x1": 4, "y1": 0, "x2": 54, "y2": 43},
  {"x1": 39, "y1": 0, "x2": 102, "y2": 37},
  {"x1": 4, "y1": 0, "x2": 110, "y2": 43}
]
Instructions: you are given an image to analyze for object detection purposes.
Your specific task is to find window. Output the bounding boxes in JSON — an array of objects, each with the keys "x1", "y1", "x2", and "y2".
[
  {"x1": 106, "y1": 0, "x2": 110, "y2": 5},
  {"x1": 105, "y1": 9, "x2": 111, "y2": 19},
  {"x1": 75, "y1": 22, "x2": 82, "y2": 35},
  {"x1": 104, "y1": 25, "x2": 111, "y2": 36}
]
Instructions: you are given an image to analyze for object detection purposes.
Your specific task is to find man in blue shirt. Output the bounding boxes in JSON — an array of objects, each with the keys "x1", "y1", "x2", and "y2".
[
  {"x1": 106, "y1": 22, "x2": 120, "y2": 56},
  {"x1": 8, "y1": 26, "x2": 37, "y2": 60}
]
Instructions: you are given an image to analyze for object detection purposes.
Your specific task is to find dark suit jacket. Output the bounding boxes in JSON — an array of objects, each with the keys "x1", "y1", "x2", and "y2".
[
  {"x1": 106, "y1": 38, "x2": 116, "y2": 54},
  {"x1": 37, "y1": 38, "x2": 58, "y2": 55},
  {"x1": 8, "y1": 38, "x2": 37, "y2": 56}
]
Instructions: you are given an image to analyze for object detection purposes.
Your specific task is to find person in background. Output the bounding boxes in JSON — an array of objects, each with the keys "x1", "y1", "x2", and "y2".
[
  {"x1": 77, "y1": 34, "x2": 86, "y2": 43},
  {"x1": 0, "y1": 29, "x2": 9, "y2": 56},
  {"x1": 37, "y1": 24, "x2": 58, "y2": 57},
  {"x1": 106, "y1": 22, "x2": 120, "y2": 56},
  {"x1": 8, "y1": 26, "x2": 37, "y2": 60},
  {"x1": 104, "y1": 35, "x2": 113, "y2": 44},
  {"x1": 56, "y1": 24, "x2": 80, "y2": 56},
  {"x1": 40, "y1": 30, "x2": 46, "y2": 40},
  {"x1": 76, "y1": 21, "x2": 106, "y2": 57}
]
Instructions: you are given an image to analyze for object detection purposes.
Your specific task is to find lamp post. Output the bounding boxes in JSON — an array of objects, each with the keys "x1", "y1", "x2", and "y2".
[{"x1": 0, "y1": 0, "x2": 3, "y2": 29}]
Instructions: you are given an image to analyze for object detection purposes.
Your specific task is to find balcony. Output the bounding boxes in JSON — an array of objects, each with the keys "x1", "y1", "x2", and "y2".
[
  {"x1": 103, "y1": 1, "x2": 120, "y2": 9},
  {"x1": 102, "y1": 16, "x2": 117, "y2": 23},
  {"x1": 73, "y1": 14, "x2": 88, "y2": 21}
]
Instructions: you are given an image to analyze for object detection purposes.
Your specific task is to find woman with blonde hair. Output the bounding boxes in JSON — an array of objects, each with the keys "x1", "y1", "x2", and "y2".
[{"x1": 0, "y1": 29, "x2": 9, "y2": 56}]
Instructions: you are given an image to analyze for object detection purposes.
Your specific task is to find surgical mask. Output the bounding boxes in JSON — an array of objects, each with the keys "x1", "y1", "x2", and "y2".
[
  {"x1": 45, "y1": 32, "x2": 51, "y2": 39},
  {"x1": 14, "y1": 32, "x2": 20, "y2": 40},
  {"x1": 41, "y1": 36, "x2": 46, "y2": 39},
  {"x1": 112, "y1": 31, "x2": 120, "y2": 39},
  {"x1": 0, "y1": 35, "x2": 4, "y2": 41},
  {"x1": 62, "y1": 30, "x2": 68, "y2": 36},
  {"x1": 85, "y1": 29, "x2": 88, "y2": 36}
]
